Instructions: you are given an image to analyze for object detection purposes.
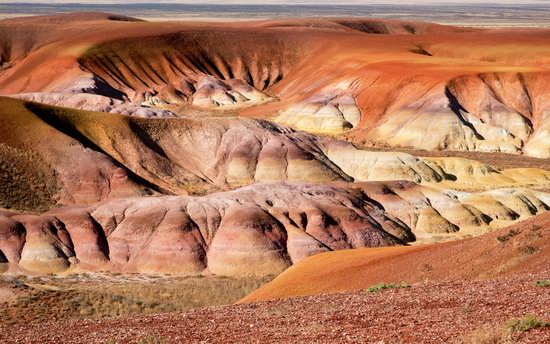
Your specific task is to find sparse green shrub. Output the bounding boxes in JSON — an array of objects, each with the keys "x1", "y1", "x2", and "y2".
[
  {"x1": 534, "y1": 280, "x2": 550, "y2": 287},
  {"x1": 496, "y1": 229, "x2": 519, "y2": 243},
  {"x1": 365, "y1": 282, "x2": 411, "y2": 293},
  {"x1": 506, "y1": 315, "x2": 549, "y2": 333}
]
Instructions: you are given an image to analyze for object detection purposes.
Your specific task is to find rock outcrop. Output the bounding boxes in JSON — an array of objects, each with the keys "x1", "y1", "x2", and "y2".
[
  {"x1": 14, "y1": 92, "x2": 177, "y2": 118},
  {"x1": 275, "y1": 88, "x2": 361, "y2": 133},
  {"x1": 0, "y1": 182, "x2": 409, "y2": 275},
  {"x1": 2, "y1": 96, "x2": 550, "y2": 211},
  {"x1": 355, "y1": 181, "x2": 550, "y2": 240},
  {"x1": 2, "y1": 180, "x2": 549, "y2": 276},
  {"x1": 2, "y1": 15, "x2": 550, "y2": 156},
  {"x1": 191, "y1": 76, "x2": 272, "y2": 108}
]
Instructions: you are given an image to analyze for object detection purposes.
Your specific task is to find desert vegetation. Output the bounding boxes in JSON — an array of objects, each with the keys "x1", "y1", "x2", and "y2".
[
  {"x1": 0, "y1": 274, "x2": 273, "y2": 326},
  {"x1": 506, "y1": 315, "x2": 550, "y2": 333},
  {"x1": 496, "y1": 229, "x2": 519, "y2": 243},
  {"x1": 534, "y1": 280, "x2": 550, "y2": 287},
  {"x1": 365, "y1": 282, "x2": 411, "y2": 293},
  {"x1": 464, "y1": 315, "x2": 550, "y2": 344}
]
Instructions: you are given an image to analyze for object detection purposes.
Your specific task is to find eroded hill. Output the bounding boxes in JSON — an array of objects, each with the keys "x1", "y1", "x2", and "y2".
[
  {"x1": 242, "y1": 211, "x2": 550, "y2": 301},
  {"x1": 2, "y1": 14, "x2": 550, "y2": 157},
  {"x1": 1, "y1": 14, "x2": 550, "y2": 278}
]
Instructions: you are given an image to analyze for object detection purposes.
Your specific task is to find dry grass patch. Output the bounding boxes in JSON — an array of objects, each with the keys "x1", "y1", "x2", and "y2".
[
  {"x1": 506, "y1": 315, "x2": 550, "y2": 333},
  {"x1": 365, "y1": 282, "x2": 411, "y2": 293},
  {"x1": 0, "y1": 274, "x2": 274, "y2": 325},
  {"x1": 496, "y1": 229, "x2": 519, "y2": 243},
  {"x1": 0, "y1": 143, "x2": 58, "y2": 212},
  {"x1": 462, "y1": 325, "x2": 511, "y2": 344},
  {"x1": 463, "y1": 315, "x2": 550, "y2": 344}
]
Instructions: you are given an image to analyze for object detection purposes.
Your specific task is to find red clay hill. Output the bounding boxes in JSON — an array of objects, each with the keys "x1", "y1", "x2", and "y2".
[
  {"x1": 2, "y1": 14, "x2": 550, "y2": 276},
  {"x1": 0, "y1": 14, "x2": 549, "y2": 342},
  {"x1": 2, "y1": 13, "x2": 550, "y2": 157},
  {"x1": 243, "y1": 210, "x2": 550, "y2": 302}
]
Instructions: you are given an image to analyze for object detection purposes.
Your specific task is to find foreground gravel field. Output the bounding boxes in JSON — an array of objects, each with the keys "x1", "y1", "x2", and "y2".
[{"x1": 1, "y1": 273, "x2": 549, "y2": 343}]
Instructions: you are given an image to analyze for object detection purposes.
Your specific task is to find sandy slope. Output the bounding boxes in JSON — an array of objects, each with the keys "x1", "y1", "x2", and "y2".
[{"x1": 242, "y1": 212, "x2": 550, "y2": 302}]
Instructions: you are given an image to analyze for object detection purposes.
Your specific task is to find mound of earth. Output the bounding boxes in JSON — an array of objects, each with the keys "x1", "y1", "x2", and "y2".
[
  {"x1": 242, "y1": 211, "x2": 550, "y2": 301},
  {"x1": 0, "y1": 182, "x2": 411, "y2": 276},
  {"x1": 0, "y1": 97, "x2": 368, "y2": 204},
  {"x1": 4, "y1": 96, "x2": 550, "y2": 212},
  {"x1": 0, "y1": 97, "x2": 156, "y2": 207},
  {"x1": 2, "y1": 179, "x2": 549, "y2": 276},
  {"x1": 352, "y1": 181, "x2": 550, "y2": 241},
  {"x1": 2, "y1": 14, "x2": 550, "y2": 156}
]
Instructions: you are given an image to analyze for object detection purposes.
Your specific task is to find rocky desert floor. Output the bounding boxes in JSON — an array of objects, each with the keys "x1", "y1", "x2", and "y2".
[{"x1": 0, "y1": 273, "x2": 548, "y2": 344}]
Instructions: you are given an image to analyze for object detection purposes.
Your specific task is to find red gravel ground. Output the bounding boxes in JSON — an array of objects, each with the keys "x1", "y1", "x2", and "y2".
[{"x1": 1, "y1": 273, "x2": 548, "y2": 343}]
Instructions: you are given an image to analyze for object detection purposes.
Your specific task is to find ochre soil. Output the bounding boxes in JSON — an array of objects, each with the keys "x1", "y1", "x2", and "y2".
[
  {"x1": 0, "y1": 274, "x2": 548, "y2": 343},
  {"x1": 243, "y1": 212, "x2": 550, "y2": 302}
]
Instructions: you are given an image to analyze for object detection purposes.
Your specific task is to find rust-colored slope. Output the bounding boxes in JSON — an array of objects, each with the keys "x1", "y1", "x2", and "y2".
[
  {"x1": 3, "y1": 14, "x2": 550, "y2": 156},
  {"x1": 0, "y1": 12, "x2": 141, "y2": 64},
  {"x1": 77, "y1": 29, "x2": 309, "y2": 95},
  {"x1": 0, "y1": 96, "x2": 154, "y2": 207},
  {"x1": 242, "y1": 211, "x2": 550, "y2": 302}
]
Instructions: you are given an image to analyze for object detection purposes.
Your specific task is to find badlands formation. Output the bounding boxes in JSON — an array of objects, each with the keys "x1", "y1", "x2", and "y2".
[
  {"x1": 2, "y1": 95, "x2": 550, "y2": 276},
  {"x1": 243, "y1": 211, "x2": 550, "y2": 301},
  {"x1": 0, "y1": 12, "x2": 549, "y2": 344},
  {"x1": 0, "y1": 13, "x2": 549, "y2": 280},
  {"x1": 2, "y1": 14, "x2": 550, "y2": 156}
]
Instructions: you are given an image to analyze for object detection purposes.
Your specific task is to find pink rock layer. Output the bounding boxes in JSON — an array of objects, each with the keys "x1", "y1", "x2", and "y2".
[{"x1": 0, "y1": 182, "x2": 410, "y2": 276}]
